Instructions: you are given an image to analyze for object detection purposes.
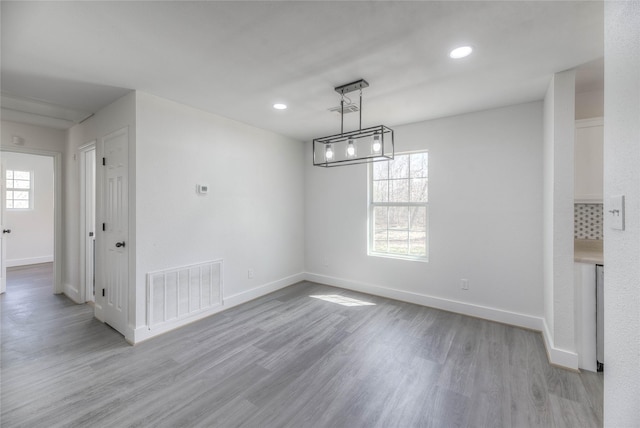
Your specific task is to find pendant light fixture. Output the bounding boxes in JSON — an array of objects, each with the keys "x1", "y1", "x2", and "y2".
[
  {"x1": 346, "y1": 138, "x2": 357, "y2": 158},
  {"x1": 313, "y1": 79, "x2": 394, "y2": 167}
]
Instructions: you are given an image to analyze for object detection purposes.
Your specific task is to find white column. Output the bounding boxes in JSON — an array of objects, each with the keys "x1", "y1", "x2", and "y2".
[{"x1": 603, "y1": 1, "x2": 640, "y2": 426}]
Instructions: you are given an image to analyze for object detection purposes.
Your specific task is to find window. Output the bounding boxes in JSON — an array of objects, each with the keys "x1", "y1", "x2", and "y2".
[
  {"x1": 6, "y1": 170, "x2": 32, "y2": 210},
  {"x1": 369, "y1": 152, "x2": 428, "y2": 260}
]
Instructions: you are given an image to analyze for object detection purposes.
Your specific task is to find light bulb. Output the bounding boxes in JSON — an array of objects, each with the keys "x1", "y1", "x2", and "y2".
[
  {"x1": 346, "y1": 139, "x2": 356, "y2": 158},
  {"x1": 372, "y1": 135, "x2": 382, "y2": 153},
  {"x1": 325, "y1": 144, "x2": 334, "y2": 161},
  {"x1": 449, "y1": 46, "x2": 473, "y2": 59}
]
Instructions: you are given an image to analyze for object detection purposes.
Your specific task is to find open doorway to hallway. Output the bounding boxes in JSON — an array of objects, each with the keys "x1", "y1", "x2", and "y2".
[
  {"x1": 1, "y1": 152, "x2": 54, "y2": 289},
  {"x1": 1, "y1": 147, "x2": 62, "y2": 296}
]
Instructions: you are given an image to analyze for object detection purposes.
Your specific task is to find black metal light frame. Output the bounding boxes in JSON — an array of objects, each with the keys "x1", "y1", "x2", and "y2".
[{"x1": 313, "y1": 79, "x2": 395, "y2": 167}]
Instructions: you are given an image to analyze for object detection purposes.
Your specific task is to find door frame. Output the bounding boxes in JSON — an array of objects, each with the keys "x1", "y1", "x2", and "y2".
[
  {"x1": 79, "y1": 141, "x2": 96, "y2": 302},
  {"x1": 1, "y1": 162, "x2": 6, "y2": 293},
  {"x1": 0, "y1": 147, "x2": 62, "y2": 294}
]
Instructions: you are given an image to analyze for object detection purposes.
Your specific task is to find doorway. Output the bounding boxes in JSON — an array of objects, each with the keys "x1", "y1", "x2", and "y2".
[
  {"x1": 79, "y1": 142, "x2": 96, "y2": 303},
  {"x1": 1, "y1": 149, "x2": 61, "y2": 295},
  {"x1": 1, "y1": 153, "x2": 54, "y2": 267}
]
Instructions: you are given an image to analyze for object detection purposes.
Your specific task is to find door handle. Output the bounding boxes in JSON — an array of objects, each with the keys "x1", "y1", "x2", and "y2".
[
  {"x1": 2, "y1": 229, "x2": 11, "y2": 234},
  {"x1": 115, "y1": 241, "x2": 125, "y2": 248}
]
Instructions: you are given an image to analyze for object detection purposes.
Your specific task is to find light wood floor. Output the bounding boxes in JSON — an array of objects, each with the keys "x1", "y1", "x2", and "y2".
[{"x1": 1, "y1": 263, "x2": 603, "y2": 427}]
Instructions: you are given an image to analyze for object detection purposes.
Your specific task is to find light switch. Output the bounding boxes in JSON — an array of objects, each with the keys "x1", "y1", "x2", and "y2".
[{"x1": 609, "y1": 195, "x2": 625, "y2": 230}]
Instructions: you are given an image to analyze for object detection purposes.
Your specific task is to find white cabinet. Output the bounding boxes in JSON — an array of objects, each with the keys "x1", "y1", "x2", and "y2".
[{"x1": 574, "y1": 118, "x2": 603, "y2": 202}]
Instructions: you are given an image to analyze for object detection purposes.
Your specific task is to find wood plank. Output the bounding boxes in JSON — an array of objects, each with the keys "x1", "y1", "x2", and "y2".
[{"x1": 0, "y1": 263, "x2": 603, "y2": 427}]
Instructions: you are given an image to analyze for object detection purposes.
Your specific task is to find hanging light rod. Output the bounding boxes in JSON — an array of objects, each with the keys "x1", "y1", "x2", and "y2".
[{"x1": 313, "y1": 78, "x2": 394, "y2": 168}]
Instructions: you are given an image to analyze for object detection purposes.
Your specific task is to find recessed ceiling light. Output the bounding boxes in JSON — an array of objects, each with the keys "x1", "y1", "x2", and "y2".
[
  {"x1": 449, "y1": 46, "x2": 473, "y2": 59},
  {"x1": 273, "y1": 103, "x2": 287, "y2": 110}
]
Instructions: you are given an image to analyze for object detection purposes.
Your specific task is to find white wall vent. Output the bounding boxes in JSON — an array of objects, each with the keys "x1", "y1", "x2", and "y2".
[{"x1": 146, "y1": 260, "x2": 223, "y2": 330}]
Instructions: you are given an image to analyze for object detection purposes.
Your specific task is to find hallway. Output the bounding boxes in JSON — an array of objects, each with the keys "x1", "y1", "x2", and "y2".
[
  {"x1": 0, "y1": 263, "x2": 124, "y2": 359},
  {"x1": 0, "y1": 263, "x2": 127, "y2": 425}
]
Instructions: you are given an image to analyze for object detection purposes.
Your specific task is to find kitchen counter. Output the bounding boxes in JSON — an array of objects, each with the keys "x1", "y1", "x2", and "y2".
[{"x1": 575, "y1": 239, "x2": 604, "y2": 264}]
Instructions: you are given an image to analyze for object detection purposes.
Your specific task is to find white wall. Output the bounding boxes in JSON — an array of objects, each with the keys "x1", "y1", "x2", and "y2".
[
  {"x1": 603, "y1": 2, "x2": 640, "y2": 426},
  {"x1": 1, "y1": 152, "x2": 54, "y2": 266},
  {"x1": 542, "y1": 70, "x2": 578, "y2": 368},
  {"x1": 134, "y1": 92, "x2": 305, "y2": 336},
  {"x1": 576, "y1": 89, "x2": 604, "y2": 120},
  {"x1": 1, "y1": 120, "x2": 66, "y2": 154},
  {"x1": 543, "y1": 80, "x2": 556, "y2": 346},
  {"x1": 305, "y1": 101, "x2": 544, "y2": 328}
]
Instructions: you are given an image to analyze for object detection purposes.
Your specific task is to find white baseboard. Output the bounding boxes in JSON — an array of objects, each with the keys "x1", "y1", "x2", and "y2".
[
  {"x1": 132, "y1": 304, "x2": 228, "y2": 343},
  {"x1": 306, "y1": 272, "x2": 579, "y2": 371},
  {"x1": 224, "y1": 272, "x2": 306, "y2": 308},
  {"x1": 128, "y1": 270, "x2": 578, "y2": 371},
  {"x1": 541, "y1": 318, "x2": 579, "y2": 370},
  {"x1": 131, "y1": 272, "x2": 306, "y2": 344},
  {"x1": 305, "y1": 272, "x2": 544, "y2": 331},
  {"x1": 5, "y1": 255, "x2": 54, "y2": 268}
]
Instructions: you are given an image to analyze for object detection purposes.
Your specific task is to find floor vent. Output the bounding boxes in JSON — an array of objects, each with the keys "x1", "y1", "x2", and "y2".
[{"x1": 146, "y1": 260, "x2": 223, "y2": 329}]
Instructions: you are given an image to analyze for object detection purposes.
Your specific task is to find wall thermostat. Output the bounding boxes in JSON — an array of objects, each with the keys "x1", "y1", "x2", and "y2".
[{"x1": 196, "y1": 184, "x2": 209, "y2": 194}]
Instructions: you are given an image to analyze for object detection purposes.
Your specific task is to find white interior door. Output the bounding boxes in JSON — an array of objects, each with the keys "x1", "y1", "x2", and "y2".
[
  {"x1": 0, "y1": 228, "x2": 5, "y2": 294},
  {"x1": 83, "y1": 147, "x2": 96, "y2": 302},
  {"x1": 1, "y1": 161, "x2": 6, "y2": 294},
  {"x1": 102, "y1": 128, "x2": 128, "y2": 335}
]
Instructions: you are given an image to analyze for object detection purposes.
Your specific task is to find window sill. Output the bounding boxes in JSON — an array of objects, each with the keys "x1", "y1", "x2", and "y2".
[{"x1": 367, "y1": 252, "x2": 429, "y2": 263}]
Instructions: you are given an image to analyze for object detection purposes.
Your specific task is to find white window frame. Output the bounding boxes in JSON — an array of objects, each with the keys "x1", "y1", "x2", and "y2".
[
  {"x1": 368, "y1": 151, "x2": 429, "y2": 262},
  {"x1": 6, "y1": 169, "x2": 33, "y2": 211}
]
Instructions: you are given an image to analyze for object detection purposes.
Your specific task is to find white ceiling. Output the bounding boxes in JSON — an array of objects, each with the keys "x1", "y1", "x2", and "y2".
[{"x1": 1, "y1": 1, "x2": 604, "y2": 141}]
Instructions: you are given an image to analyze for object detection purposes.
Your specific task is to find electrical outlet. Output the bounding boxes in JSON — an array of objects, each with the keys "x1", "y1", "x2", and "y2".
[
  {"x1": 460, "y1": 279, "x2": 469, "y2": 290},
  {"x1": 322, "y1": 257, "x2": 329, "y2": 268},
  {"x1": 248, "y1": 268, "x2": 254, "y2": 279}
]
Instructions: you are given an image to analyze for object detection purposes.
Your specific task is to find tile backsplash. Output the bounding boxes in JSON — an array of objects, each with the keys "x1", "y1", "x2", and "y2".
[{"x1": 575, "y1": 203, "x2": 603, "y2": 240}]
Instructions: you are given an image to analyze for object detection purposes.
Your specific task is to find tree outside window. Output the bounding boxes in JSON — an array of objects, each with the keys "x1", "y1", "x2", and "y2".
[
  {"x1": 369, "y1": 152, "x2": 428, "y2": 260},
  {"x1": 6, "y1": 170, "x2": 32, "y2": 210}
]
